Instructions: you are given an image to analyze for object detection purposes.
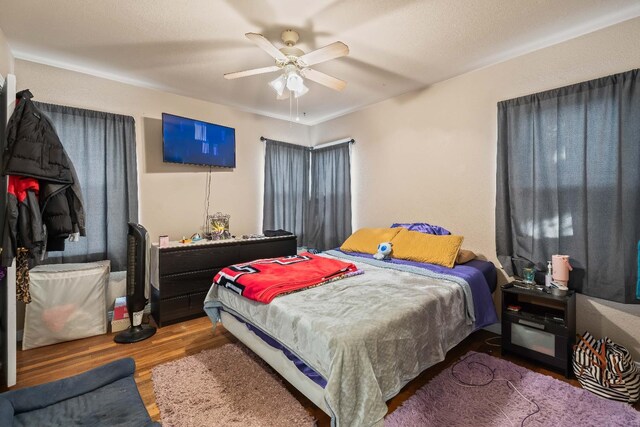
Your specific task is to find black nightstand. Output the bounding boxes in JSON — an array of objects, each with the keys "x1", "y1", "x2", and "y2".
[{"x1": 501, "y1": 283, "x2": 576, "y2": 377}]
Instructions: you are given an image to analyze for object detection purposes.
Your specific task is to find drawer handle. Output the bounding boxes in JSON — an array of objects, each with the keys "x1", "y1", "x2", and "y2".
[
  {"x1": 162, "y1": 268, "x2": 219, "y2": 278},
  {"x1": 518, "y1": 319, "x2": 545, "y2": 330}
]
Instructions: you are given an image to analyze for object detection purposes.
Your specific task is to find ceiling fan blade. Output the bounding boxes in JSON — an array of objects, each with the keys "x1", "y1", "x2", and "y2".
[
  {"x1": 245, "y1": 33, "x2": 288, "y2": 61},
  {"x1": 296, "y1": 41, "x2": 349, "y2": 67},
  {"x1": 224, "y1": 65, "x2": 280, "y2": 80},
  {"x1": 302, "y1": 68, "x2": 347, "y2": 91}
]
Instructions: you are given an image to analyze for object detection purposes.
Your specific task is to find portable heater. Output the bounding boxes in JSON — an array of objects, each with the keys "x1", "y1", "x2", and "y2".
[{"x1": 114, "y1": 223, "x2": 156, "y2": 343}]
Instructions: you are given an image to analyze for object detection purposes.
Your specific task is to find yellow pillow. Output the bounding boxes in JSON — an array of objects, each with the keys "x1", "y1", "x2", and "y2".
[
  {"x1": 456, "y1": 249, "x2": 476, "y2": 264},
  {"x1": 391, "y1": 228, "x2": 463, "y2": 268},
  {"x1": 340, "y1": 228, "x2": 402, "y2": 254}
]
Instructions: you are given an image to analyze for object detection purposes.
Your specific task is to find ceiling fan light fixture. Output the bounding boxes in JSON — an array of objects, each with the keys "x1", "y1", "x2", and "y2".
[
  {"x1": 224, "y1": 31, "x2": 349, "y2": 101},
  {"x1": 294, "y1": 83, "x2": 309, "y2": 98},
  {"x1": 269, "y1": 74, "x2": 286, "y2": 97},
  {"x1": 286, "y1": 71, "x2": 304, "y2": 93},
  {"x1": 276, "y1": 90, "x2": 290, "y2": 100}
]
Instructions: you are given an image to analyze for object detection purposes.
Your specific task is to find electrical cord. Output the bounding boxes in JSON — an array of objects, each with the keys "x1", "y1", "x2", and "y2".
[
  {"x1": 449, "y1": 352, "x2": 540, "y2": 427},
  {"x1": 485, "y1": 336, "x2": 503, "y2": 347},
  {"x1": 202, "y1": 166, "x2": 212, "y2": 235}
]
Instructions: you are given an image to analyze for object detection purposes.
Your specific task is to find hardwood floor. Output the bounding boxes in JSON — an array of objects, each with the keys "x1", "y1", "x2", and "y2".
[
  {"x1": 13, "y1": 317, "x2": 236, "y2": 421},
  {"x1": 13, "y1": 317, "x2": 640, "y2": 425}
]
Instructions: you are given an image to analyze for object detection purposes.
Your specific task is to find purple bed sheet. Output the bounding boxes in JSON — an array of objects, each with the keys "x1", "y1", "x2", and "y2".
[{"x1": 337, "y1": 250, "x2": 499, "y2": 330}]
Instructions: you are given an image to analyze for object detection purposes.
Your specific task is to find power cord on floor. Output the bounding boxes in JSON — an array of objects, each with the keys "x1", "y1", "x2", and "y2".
[
  {"x1": 449, "y1": 352, "x2": 540, "y2": 427},
  {"x1": 485, "y1": 335, "x2": 502, "y2": 347}
]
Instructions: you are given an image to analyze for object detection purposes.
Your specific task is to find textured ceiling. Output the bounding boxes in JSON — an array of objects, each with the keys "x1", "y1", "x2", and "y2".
[{"x1": 1, "y1": 0, "x2": 639, "y2": 125}]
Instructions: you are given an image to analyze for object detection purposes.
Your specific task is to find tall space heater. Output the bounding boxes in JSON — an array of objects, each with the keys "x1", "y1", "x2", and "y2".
[{"x1": 114, "y1": 223, "x2": 156, "y2": 343}]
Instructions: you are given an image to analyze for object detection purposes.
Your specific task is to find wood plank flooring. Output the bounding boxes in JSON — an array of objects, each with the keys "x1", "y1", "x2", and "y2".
[{"x1": 11, "y1": 317, "x2": 640, "y2": 425}]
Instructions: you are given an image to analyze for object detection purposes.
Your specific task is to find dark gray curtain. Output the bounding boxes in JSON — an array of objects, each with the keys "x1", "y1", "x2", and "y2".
[
  {"x1": 496, "y1": 69, "x2": 640, "y2": 303},
  {"x1": 306, "y1": 142, "x2": 352, "y2": 251},
  {"x1": 262, "y1": 139, "x2": 310, "y2": 243},
  {"x1": 35, "y1": 102, "x2": 138, "y2": 271}
]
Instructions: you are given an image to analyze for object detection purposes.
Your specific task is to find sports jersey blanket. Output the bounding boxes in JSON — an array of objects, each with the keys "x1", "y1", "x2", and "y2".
[{"x1": 213, "y1": 252, "x2": 358, "y2": 303}]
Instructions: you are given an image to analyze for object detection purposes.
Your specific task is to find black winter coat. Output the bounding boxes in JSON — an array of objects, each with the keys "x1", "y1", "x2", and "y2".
[
  {"x1": 2, "y1": 177, "x2": 46, "y2": 266},
  {"x1": 1, "y1": 90, "x2": 86, "y2": 266}
]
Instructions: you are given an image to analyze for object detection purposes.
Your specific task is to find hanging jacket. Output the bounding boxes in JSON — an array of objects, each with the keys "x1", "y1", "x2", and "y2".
[
  {"x1": 4, "y1": 90, "x2": 74, "y2": 182},
  {"x1": 1, "y1": 90, "x2": 85, "y2": 266},
  {"x1": 1, "y1": 176, "x2": 46, "y2": 267},
  {"x1": 39, "y1": 159, "x2": 85, "y2": 245}
]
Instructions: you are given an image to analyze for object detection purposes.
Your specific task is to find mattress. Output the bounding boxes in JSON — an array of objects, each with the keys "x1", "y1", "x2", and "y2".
[{"x1": 205, "y1": 252, "x2": 498, "y2": 427}]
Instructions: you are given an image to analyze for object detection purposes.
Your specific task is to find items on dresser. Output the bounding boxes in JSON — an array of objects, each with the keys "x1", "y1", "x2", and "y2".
[
  {"x1": 264, "y1": 229, "x2": 294, "y2": 237},
  {"x1": 209, "y1": 212, "x2": 231, "y2": 240},
  {"x1": 159, "y1": 235, "x2": 169, "y2": 248},
  {"x1": 150, "y1": 235, "x2": 297, "y2": 327}
]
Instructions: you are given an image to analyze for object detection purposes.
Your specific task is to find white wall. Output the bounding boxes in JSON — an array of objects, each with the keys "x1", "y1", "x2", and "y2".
[
  {"x1": 14, "y1": 60, "x2": 310, "y2": 241},
  {"x1": 311, "y1": 18, "x2": 640, "y2": 358},
  {"x1": 0, "y1": 25, "x2": 14, "y2": 78}
]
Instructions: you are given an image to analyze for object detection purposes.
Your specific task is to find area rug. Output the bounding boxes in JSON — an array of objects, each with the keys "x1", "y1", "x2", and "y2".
[
  {"x1": 152, "y1": 343, "x2": 315, "y2": 427},
  {"x1": 385, "y1": 351, "x2": 640, "y2": 426}
]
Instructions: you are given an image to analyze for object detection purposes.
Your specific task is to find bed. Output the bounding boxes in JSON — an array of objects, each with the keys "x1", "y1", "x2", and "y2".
[{"x1": 203, "y1": 249, "x2": 498, "y2": 427}]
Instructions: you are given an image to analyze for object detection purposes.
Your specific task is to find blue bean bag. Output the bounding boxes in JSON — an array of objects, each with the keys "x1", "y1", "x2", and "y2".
[{"x1": 0, "y1": 358, "x2": 159, "y2": 426}]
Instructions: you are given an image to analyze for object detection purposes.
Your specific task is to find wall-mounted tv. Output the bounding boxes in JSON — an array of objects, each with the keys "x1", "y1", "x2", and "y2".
[{"x1": 162, "y1": 113, "x2": 236, "y2": 168}]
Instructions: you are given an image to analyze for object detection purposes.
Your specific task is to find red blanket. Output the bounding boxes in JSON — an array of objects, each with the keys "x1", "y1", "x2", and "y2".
[{"x1": 213, "y1": 252, "x2": 358, "y2": 303}]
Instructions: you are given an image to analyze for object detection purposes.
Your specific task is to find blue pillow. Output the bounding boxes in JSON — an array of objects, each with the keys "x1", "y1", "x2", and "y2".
[{"x1": 390, "y1": 222, "x2": 451, "y2": 236}]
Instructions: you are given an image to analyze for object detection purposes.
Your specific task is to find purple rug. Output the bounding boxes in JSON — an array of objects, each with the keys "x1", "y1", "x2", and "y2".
[{"x1": 385, "y1": 351, "x2": 640, "y2": 426}]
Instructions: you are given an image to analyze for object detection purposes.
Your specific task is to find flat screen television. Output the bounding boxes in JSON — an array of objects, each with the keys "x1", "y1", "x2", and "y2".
[{"x1": 162, "y1": 113, "x2": 236, "y2": 168}]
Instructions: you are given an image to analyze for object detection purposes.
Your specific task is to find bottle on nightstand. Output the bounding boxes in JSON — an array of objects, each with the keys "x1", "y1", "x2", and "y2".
[{"x1": 545, "y1": 261, "x2": 553, "y2": 287}]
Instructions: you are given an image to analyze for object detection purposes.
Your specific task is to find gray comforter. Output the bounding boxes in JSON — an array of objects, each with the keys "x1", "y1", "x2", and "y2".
[{"x1": 204, "y1": 253, "x2": 475, "y2": 427}]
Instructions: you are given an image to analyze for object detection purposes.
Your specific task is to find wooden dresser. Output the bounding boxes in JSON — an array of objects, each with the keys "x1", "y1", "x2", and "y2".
[{"x1": 150, "y1": 235, "x2": 297, "y2": 327}]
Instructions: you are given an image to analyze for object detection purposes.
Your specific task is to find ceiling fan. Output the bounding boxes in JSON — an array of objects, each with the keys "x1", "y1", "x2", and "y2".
[{"x1": 224, "y1": 30, "x2": 349, "y2": 99}]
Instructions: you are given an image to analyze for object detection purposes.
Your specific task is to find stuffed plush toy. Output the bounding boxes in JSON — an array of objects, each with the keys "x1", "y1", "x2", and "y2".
[{"x1": 374, "y1": 242, "x2": 393, "y2": 260}]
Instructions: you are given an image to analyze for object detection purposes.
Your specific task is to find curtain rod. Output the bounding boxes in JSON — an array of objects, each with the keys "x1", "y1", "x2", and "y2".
[
  {"x1": 313, "y1": 138, "x2": 355, "y2": 149},
  {"x1": 260, "y1": 136, "x2": 355, "y2": 146}
]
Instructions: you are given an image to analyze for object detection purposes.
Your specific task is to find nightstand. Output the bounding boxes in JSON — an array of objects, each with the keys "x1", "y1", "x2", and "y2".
[{"x1": 501, "y1": 284, "x2": 576, "y2": 377}]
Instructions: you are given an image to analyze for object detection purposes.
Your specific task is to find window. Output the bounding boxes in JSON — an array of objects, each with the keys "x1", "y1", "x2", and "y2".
[
  {"x1": 262, "y1": 139, "x2": 352, "y2": 251},
  {"x1": 496, "y1": 69, "x2": 640, "y2": 303},
  {"x1": 36, "y1": 102, "x2": 138, "y2": 271}
]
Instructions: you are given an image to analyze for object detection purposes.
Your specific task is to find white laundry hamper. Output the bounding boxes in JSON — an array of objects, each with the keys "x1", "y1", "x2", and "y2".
[{"x1": 22, "y1": 261, "x2": 110, "y2": 350}]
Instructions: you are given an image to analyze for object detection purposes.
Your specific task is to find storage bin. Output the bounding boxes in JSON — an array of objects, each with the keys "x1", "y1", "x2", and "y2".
[{"x1": 22, "y1": 261, "x2": 110, "y2": 350}]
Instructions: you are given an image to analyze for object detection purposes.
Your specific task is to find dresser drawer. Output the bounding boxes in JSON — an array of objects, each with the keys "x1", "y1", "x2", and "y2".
[
  {"x1": 159, "y1": 268, "x2": 218, "y2": 299},
  {"x1": 189, "y1": 291, "x2": 208, "y2": 312},
  {"x1": 233, "y1": 239, "x2": 297, "y2": 263},
  {"x1": 157, "y1": 292, "x2": 208, "y2": 324},
  {"x1": 159, "y1": 245, "x2": 239, "y2": 275}
]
